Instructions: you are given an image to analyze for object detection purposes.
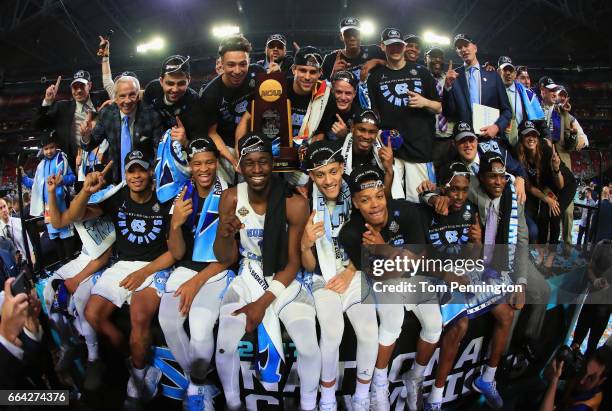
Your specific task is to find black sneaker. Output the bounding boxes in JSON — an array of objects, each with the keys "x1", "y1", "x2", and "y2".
[{"x1": 84, "y1": 359, "x2": 106, "y2": 392}]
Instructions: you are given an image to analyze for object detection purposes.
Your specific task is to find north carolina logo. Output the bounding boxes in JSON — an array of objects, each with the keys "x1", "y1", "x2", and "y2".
[
  {"x1": 259, "y1": 79, "x2": 283, "y2": 103},
  {"x1": 458, "y1": 122, "x2": 471, "y2": 132},
  {"x1": 389, "y1": 30, "x2": 399, "y2": 37}
]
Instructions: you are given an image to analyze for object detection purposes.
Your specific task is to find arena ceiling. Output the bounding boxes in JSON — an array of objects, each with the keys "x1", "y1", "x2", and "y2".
[{"x1": 1, "y1": 0, "x2": 612, "y2": 84}]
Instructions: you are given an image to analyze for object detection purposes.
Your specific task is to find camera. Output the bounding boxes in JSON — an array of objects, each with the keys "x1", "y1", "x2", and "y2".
[
  {"x1": 556, "y1": 345, "x2": 586, "y2": 379},
  {"x1": 564, "y1": 132, "x2": 578, "y2": 151}
]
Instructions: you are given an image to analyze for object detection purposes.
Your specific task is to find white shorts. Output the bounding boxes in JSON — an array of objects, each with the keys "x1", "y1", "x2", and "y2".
[
  {"x1": 91, "y1": 260, "x2": 171, "y2": 307},
  {"x1": 310, "y1": 271, "x2": 372, "y2": 312},
  {"x1": 164, "y1": 265, "x2": 228, "y2": 294},
  {"x1": 43, "y1": 253, "x2": 96, "y2": 314},
  {"x1": 397, "y1": 159, "x2": 435, "y2": 203},
  {"x1": 221, "y1": 274, "x2": 313, "y2": 314}
]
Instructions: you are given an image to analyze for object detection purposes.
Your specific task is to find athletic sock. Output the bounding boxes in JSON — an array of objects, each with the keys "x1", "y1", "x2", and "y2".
[
  {"x1": 86, "y1": 341, "x2": 99, "y2": 362},
  {"x1": 411, "y1": 361, "x2": 427, "y2": 378},
  {"x1": 429, "y1": 385, "x2": 444, "y2": 403},
  {"x1": 373, "y1": 367, "x2": 388, "y2": 387},
  {"x1": 354, "y1": 380, "x2": 371, "y2": 400},
  {"x1": 482, "y1": 365, "x2": 497, "y2": 383},
  {"x1": 320, "y1": 383, "x2": 336, "y2": 403},
  {"x1": 132, "y1": 365, "x2": 146, "y2": 386},
  {"x1": 187, "y1": 381, "x2": 205, "y2": 396}
]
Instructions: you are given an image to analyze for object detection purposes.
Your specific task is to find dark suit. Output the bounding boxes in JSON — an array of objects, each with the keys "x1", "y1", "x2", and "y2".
[
  {"x1": 34, "y1": 91, "x2": 109, "y2": 171},
  {"x1": 442, "y1": 65, "x2": 512, "y2": 135},
  {"x1": 82, "y1": 102, "x2": 163, "y2": 184}
]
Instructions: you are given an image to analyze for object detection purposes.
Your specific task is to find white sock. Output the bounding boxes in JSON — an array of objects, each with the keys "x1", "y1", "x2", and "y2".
[
  {"x1": 354, "y1": 380, "x2": 371, "y2": 400},
  {"x1": 411, "y1": 361, "x2": 427, "y2": 377},
  {"x1": 131, "y1": 365, "x2": 146, "y2": 385},
  {"x1": 187, "y1": 380, "x2": 205, "y2": 396},
  {"x1": 429, "y1": 385, "x2": 444, "y2": 403},
  {"x1": 482, "y1": 365, "x2": 497, "y2": 383},
  {"x1": 86, "y1": 342, "x2": 99, "y2": 362},
  {"x1": 320, "y1": 383, "x2": 336, "y2": 403},
  {"x1": 373, "y1": 367, "x2": 388, "y2": 387}
]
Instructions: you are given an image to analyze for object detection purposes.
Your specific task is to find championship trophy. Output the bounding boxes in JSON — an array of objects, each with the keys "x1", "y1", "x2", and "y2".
[{"x1": 250, "y1": 72, "x2": 298, "y2": 171}]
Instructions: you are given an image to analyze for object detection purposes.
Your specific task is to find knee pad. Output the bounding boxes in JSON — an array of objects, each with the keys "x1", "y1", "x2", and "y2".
[
  {"x1": 419, "y1": 323, "x2": 442, "y2": 344},
  {"x1": 378, "y1": 323, "x2": 402, "y2": 346}
]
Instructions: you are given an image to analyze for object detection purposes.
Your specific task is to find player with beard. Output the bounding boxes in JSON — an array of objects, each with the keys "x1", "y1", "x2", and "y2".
[
  {"x1": 199, "y1": 34, "x2": 265, "y2": 180},
  {"x1": 367, "y1": 28, "x2": 441, "y2": 203},
  {"x1": 301, "y1": 141, "x2": 378, "y2": 411},
  {"x1": 52, "y1": 152, "x2": 175, "y2": 408},
  {"x1": 143, "y1": 55, "x2": 206, "y2": 146},
  {"x1": 338, "y1": 165, "x2": 441, "y2": 411},
  {"x1": 321, "y1": 17, "x2": 386, "y2": 81},
  {"x1": 158, "y1": 138, "x2": 231, "y2": 410},
  {"x1": 213, "y1": 133, "x2": 321, "y2": 411},
  {"x1": 403, "y1": 33, "x2": 421, "y2": 63},
  {"x1": 256, "y1": 34, "x2": 294, "y2": 73}
]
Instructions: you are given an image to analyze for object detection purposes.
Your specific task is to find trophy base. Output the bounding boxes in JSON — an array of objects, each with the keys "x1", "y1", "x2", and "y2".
[{"x1": 273, "y1": 147, "x2": 300, "y2": 172}]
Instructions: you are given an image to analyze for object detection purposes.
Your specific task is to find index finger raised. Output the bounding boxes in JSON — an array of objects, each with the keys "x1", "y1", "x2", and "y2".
[
  {"x1": 100, "y1": 160, "x2": 114, "y2": 176},
  {"x1": 54, "y1": 76, "x2": 62, "y2": 90}
]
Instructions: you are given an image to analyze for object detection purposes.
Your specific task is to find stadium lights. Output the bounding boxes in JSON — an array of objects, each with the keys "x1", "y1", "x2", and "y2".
[
  {"x1": 423, "y1": 30, "x2": 450, "y2": 46},
  {"x1": 360, "y1": 20, "x2": 375, "y2": 36},
  {"x1": 212, "y1": 25, "x2": 240, "y2": 38},
  {"x1": 136, "y1": 36, "x2": 165, "y2": 53}
]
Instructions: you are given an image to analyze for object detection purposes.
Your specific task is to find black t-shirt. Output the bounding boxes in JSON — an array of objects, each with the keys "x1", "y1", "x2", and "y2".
[
  {"x1": 199, "y1": 64, "x2": 265, "y2": 147},
  {"x1": 143, "y1": 80, "x2": 206, "y2": 140},
  {"x1": 367, "y1": 62, "x2": 439, "y2": 162},
  {"x1": 338, "y1": 199, "x2": 430, "y2": 270},
  {"x1": 426, "y1": 201, "x2": 477, "y2": 259},
  {"x1": 176, "y1": 195, "x2": 209, "y2": 272},
  {"x1": 321, "y1": 45, "x2": 386, "y2": 81},
  {"x1": 99, "y1": 187, "x2": 171, "y2": 262},
  {"x1": 314, "y1": 101, "x2": 363, "y2": 140}
]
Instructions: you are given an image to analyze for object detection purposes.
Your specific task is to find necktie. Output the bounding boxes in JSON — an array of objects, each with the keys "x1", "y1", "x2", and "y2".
[
  {"x1": 483, "y1": 201, "x2": 498, "y2": 263},
  {"x1": 436, "y1": 80, "x2": 448, "y2": 133},
  {"x1": 82, "y1": 104, "x2": 92, "y2": 114},
  {"x1": 4, "y1": 225, "x2": 12, "y2": 240},
  {"x1": 121, "y1": 116, "x2": 132, "y2": 179},
  {"x1": 470, "y1": 162, "x2": 479, "y2": 175},
  {"x1": 469, "y1": 66, "x2": 480, "y2": 107}
]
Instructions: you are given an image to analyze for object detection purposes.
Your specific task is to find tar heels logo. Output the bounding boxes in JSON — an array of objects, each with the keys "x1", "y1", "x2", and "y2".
[
  {"x1": 445, "y1": 230, "x2": 459, "y2": 243},
  {"x1": 394, "y1": 83, "x2": 409, "y2": 95},
  {"x1": 458, "y1": 122, "x2": 471, "y2": 132},
  {"x1": 388, "y1": 30, "x2": 399, "y2": 38},
  {"x1": 131, "y1": 219, "x2": 146, "y2": 233},
  {"x1": 381, "y1": 82, "x2": 410, "y2": 107},
  {"x1": 236, "y1": 100, "x2": 248, "y2": 114}
]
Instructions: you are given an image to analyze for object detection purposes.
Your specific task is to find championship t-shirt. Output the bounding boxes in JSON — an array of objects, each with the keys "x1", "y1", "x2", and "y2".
[
  {"x1": 99, "y1": 186, "x2": 171, "y2": 262},
  {"x1": 321, "y1": 45, "x2": 386, "y2": 81},
  {"x1": 426, "y1": 201, "x2": 477, "y2": 259},
  {"x1": 367, "y1": 62, "x2": 439, "y2": 163},
  {"x1": 338, "y1": 199, "x2": 430, "y2": 270},
  {"x1": 143, "y1": 80, "x2": 206, "y2": 140},
  {"x1": 199, "y1": 64, "x2": 265, "y2": 147}
]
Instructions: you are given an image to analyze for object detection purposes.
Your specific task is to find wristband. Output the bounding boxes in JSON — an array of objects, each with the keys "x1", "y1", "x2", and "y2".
[
  {"x1": 102, "y1": 57, "x2": 109, "y2": 62},
  {"x1": 267, "y1": 280, "x2": 286, "y2": 298}
]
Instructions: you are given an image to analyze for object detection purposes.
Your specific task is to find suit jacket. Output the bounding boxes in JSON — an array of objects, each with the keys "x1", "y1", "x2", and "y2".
[
  {"x1": 442, "y1": 65, "x2": 512, "y2": 134},
  {"x1": 82, "y1": 101, "x2": 163, "y2": 184},
  {"x1": 0, "y1": 331, "x2": 47, "y2": 389},
  {"x1": 34, "y1": 90, "x2": 109, "y2": 171}
]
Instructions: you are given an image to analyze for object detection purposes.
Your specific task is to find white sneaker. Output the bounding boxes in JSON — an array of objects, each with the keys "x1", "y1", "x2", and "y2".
[
  {"x1": 141, "y1": 366, "x2": 162, "y2": 402},
  {"x1": 402, "y1": 371, "x2": 424, "y2": 411},
  {"x1": 350, "y1": 395, "x2": 370, "y2": 411},
  {"x1": 369, "y1": 382, "x2": 390, "y2": 411},
  {"x1": 318, "y1": 400, "x2": 337, "y2": 411},
  {"x1": 183, "y1": 384, "x2": 215, "y2": 411}
]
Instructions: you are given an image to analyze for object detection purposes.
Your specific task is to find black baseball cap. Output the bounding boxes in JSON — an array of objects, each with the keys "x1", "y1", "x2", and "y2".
[
  {"x1": 161, "y1": 55, "x2": 191, "y2": 76},
  {"x1": 340, "y1": 17, "x2": 360, "y2": 32},
  {"x1": 381, "y1": 28, "x2": 405, "y2": 46},
  {"x1": 71, "y1": 70, "x2": 91, "y2": 86},
  {"x1": 353, "y1": 108, "x2": 380, "y2": 128},
  {"x1": 538, "y1": 76, "x2": 559, "y2": 90},
  {"x1": 518, "y1": 120, "x2": 540, "y2": 137},
  {"x1": 187, "y1": 137, "x2": 219, "y2": 160},
  {"x1": 304, "y1": 140, "x2": 344, "y2": 171},
  {"x1": 453, "y1": 34, "x2": 475, "y2": 47},
  {"x1": 294, "y1": 46, "x2": 323, "y2": 68},
  {"x1": 403, "y1": 33, "x2": 421, "y2": 45},
  {"x1": 40, "y1": 130, "x2": 58, "y2": 147},
  {"x1": 124, "y1": 150, "x2": 151, "y2": 171},
  {"x1": 237, "y1": 132, "x2": 272, "y2": 163},
  {"x1": 348, "y1": 165, "x2": 385, "y2": 194},
  {"x1": 332, "y1": 70, "x2": 358, "y2": 90},
  {"x1": 478, "y1": 152, "x2": 506, "y2": 175},
  {"x1": 453, "y1": 122, "x2": 477, "y2": 141},
  {"x1": 425, "y1": 47, "x2": 444, "y2": 57},
  {"x1": 498, "y1": 56, "x2": 514, "y2": 70},
  {"x1": 266, "y1": 34, "x2": 287, "y2": 47}
]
